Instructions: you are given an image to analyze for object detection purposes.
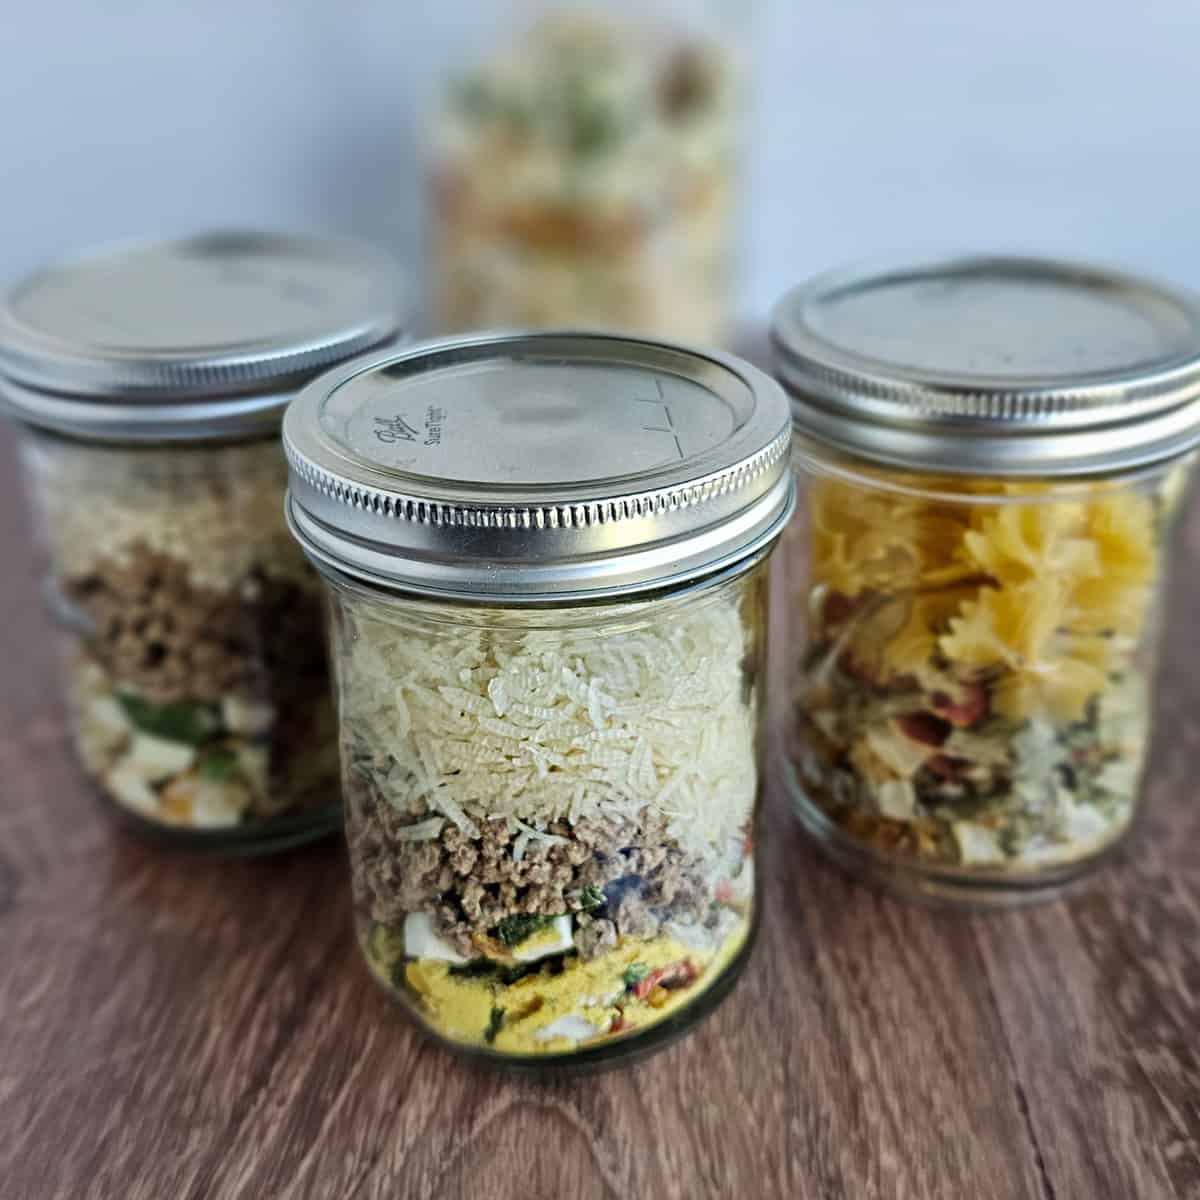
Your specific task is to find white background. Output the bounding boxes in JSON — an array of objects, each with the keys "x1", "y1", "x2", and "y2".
[{"x1": 1, "y1": 1, "x2": 1197, "y2": 322}]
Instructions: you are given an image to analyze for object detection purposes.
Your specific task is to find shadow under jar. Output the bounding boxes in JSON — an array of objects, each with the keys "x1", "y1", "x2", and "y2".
[
  {"x1": 283, "y1": 331, "x2": 793, "y2": 1067},
  {"x1": 771, "y1": 255, "x2": 1200, "y2": 907},
  {"x1": 0, "y1": 231, "x2": 408, "y2": 852}
]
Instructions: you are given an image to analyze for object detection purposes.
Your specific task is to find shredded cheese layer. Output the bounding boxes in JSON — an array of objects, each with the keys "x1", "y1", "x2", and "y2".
[{"x1": 339, "y1": 584, "x2": 759, "y2": 856}]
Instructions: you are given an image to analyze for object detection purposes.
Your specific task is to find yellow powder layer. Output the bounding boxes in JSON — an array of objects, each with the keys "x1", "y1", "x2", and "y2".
[{"x1": 386, "y1": 921, "x2": 749, "y2": 1057}]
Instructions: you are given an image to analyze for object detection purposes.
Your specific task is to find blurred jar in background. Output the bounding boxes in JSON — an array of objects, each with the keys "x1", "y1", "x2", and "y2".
[
  {"x1": 0, "y1": 232, "x2": 408, "y2": 852},
  {"x1": 432, "y1": 3, "x2": 743, "y2": 343}
]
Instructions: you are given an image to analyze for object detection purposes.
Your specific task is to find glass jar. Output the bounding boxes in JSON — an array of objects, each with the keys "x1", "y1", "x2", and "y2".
[
  {"x1": 284, "y1": 331, "x2": 793, "y2": 1065},
  {"x1": 330, "y1": 562, "x2": 767, "y2": 1061},
  {"x1": 0, "y1": 232, "x2": 408, "y2": 851},
  {"x1": 772, "y1": 256, "x2": 1200, "y2": 906},
  {"x1": 431, "y1": 2, "x2": 743, "y2": 343}
]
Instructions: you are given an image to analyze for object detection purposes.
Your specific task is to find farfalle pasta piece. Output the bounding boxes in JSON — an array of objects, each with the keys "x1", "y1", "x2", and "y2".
[
  {"x1": 877, "y1": 587, "x2": 977, "y2": 682},
  {"x1": 1071, "y1": 493, "x2": 1156, "y2": 634},
  {"x1": 809, "y1": 478, "x2": 973, "y2": 596},
  {"x1": 938, "y1": 577, "x2": 1114, "y2": 722},
  {"x1": 960, "y1": 501, "x2": 1099, "y2": 587},
  {"x1": 991, "y1": 633, "x2": 1110, "y2": 725}
]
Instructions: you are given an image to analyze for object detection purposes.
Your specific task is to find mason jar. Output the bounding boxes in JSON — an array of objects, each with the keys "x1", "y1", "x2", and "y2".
[
  {"x1": 284, "y1": 331, "x2": 792, "y2": 1066},
  {"x1": 0, "y1": 232, "x2": 408, "y2": 852},
  {"x1": 431, "y1": 1, "x2": 744, "y2": 343},
  {"x1": 771, "y1": 256, "x2": 1200, "y2": 906}
]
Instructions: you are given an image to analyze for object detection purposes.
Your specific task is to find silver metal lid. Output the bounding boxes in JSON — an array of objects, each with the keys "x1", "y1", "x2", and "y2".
[
  {"x1": 772, "y1": 255, "x2": 1200, "y2": 476},
  {"x1": 0, "y1": 231, "x2": 409, "y2": 441},
  {"x1": 283, "y1": 331, "x2": 794, "y2": 601}
]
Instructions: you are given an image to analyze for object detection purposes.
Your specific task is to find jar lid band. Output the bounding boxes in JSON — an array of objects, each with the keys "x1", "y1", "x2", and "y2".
[
  {"x1": 772, "y1": 255, "x2": 1200, "y2": 476},
  {"x1": 0, "y1": 231, "x2": 410, "y2": 442},
  {"x1": 283, "y1": 331, "x2": 795, "y2": 601}
]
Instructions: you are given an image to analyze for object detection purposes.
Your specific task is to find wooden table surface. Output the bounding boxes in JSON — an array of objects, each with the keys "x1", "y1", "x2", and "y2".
[{"x1": 2, "y1": 420, "x2": 1198, "y2": 1200}]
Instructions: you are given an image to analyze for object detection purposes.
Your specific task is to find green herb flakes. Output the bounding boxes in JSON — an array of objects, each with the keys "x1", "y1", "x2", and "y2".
[
  {"x1": 198, "y1": 748, "x2": 239, "y2": 782},
  {"x1": 485, "y1": 1006, "x2": 505, "y2": 1045},
  {"x1": 117, "y1": 693, "x2": 216, "y2": 745},
  {"x1": 449, "y1": 960, "x2": 496, "y2": 979},
  {"x1": 623, "y1": 963, "x2": 650, "y2": 988},
  {"x1": 499, "y1": 962, "x2": 541, "y2": 986},
  {"x1": 494, "y1": 913, "x2": 553, "y2": 948}
]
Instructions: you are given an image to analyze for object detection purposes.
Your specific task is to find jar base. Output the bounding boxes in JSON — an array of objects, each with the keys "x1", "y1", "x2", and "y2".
[
  {"x1": 92, "y1": 780, "x2": 342, "y2": 857},
  {"x1": 780, "y1": 755, "x2": 1126, "y2": 911},
  {"x1": 362, "y1": 908, "x2": 759, "y2": 1076}
]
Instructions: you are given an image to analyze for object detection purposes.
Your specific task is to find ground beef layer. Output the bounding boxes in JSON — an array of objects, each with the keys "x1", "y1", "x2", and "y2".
[{"x1": 349, "y1": 795, "x2": 719, "y2": 960}]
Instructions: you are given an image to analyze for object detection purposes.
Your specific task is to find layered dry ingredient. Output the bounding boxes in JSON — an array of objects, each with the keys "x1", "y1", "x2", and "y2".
[
  {"x1": 433, "y1": 10, "x2": 738, "y2": 342},
  {"x1": 792, "y1": 469, "x2": 1166, "y2": 873},
  {"x1": 335, "y1": 575, "x2": 761, "y2": 1057},
  {"x1": 23, "y1": 435, "x2": 337, "y2": 833}
]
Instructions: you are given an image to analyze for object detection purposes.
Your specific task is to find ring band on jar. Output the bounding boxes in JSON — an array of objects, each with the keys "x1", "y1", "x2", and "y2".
[
  {"x1": 284, "y1": 331, "x2": 793, "y2": 1066},
  {"x1": 0, "y1": 231, "x2": 409, "y2": 852},
  {"x1": 772, "y1": 256, "x2": 1200, "y2": 906}
]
